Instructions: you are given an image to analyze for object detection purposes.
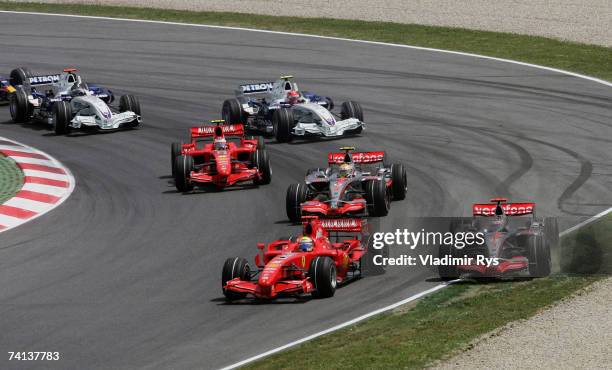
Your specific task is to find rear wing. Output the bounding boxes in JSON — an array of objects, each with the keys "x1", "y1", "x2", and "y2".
[
  {"x1": 27, "y1": 74, "x2": 61, "y2": 86},
  {"x1": 473, "y1": 199, "x2": 535, "y2": 217},
  {"x1": 319, "y1": 218, "x2": 365, "y2": 232},
  {"x1": 328, "y1": 151, "x2": 385, "y2": 164},
  {"x1": 238, "y1": 82, "x2": 274, "y2": 95},
  {"x1": 190, "y1": 124, "x2": 244, "y2": 139}
]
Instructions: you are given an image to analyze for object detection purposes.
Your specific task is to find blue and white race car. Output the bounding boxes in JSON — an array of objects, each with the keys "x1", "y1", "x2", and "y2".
[
  {"x1": 9, "y1": 67, "x2": 141, "y2": 135},
  {"x1": 221, "y1": 76, "x2": 365, "y2": 142}
]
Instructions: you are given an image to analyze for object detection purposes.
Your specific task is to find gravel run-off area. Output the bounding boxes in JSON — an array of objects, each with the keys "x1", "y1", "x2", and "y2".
[
  {"x1": 434, "y1": 277, "x2": 612, "y2": 369},
  {"x1": 11, "y1": 0, "x2": 612, "y2": 46}
]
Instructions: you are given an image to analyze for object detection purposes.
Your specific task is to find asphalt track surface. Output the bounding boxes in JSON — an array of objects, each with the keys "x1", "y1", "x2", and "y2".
[{"x1": 0, "y1": 13, "x2": 611, "y2": 370}]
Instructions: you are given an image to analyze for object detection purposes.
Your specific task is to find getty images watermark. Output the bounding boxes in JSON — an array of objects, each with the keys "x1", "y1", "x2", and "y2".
[{"x1": 371, "y1": 229, "x2": 499, "y2": 267}]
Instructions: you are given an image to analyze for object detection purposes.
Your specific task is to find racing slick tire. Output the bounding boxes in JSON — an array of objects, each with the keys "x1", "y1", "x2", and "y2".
[
  {"x1": 366, "y1": 179, "x2": 390, "y2": 217},
  {"x1": 438, "y1": 243, "x2": 460, "y2": 280},
  {"x1": 222, "y1": 98, "x2": 243, "y2": 125},
  {"x1": 286, "y1": 183, "x2": 308, "y2": 223},
  {"x1": 171, "y1": 142, "x2": 183, "y2": 176},
  {"x1": 119, "y1": 94, "x2": 141, "y2": 115},
  {"x1": 325, "y1": 97, "x2": 334, "y2": 111},
  {"x1": 391, "y1": 163, "x2": 408, "y2": 200},
  {"x1": 253, "y1": 149, "x2": 272, "y2": 185},
  {"x1": 544, "y1": 217, "x2": 560, "y2": 251},
  {"x1": 53, "y1": 101, "x2": 73, "y2": 135},
  {"x1": 120, "y1": 94, "x2": 141, "y2": 127},
  {"x1": 9, "y1": 88, "x2": 30, "y2": 123},
  {"x1": 340, "y1": 101, "x2": 364, "y2": 122},
  {"x1": 273, "y1": 108, "x2": 295, "y2": 143},
  {"x1": 527, "y1": 235, "x2": 551, "y2": 277},
  {"x1": 222, "y1": 257, "x2": 251, "y2": 301},
  {"x1": 9, "y1": 67, "x2": 32, "y2": 86},
  {"x1": 174, "y1": 155, "x2": 194, "y2": 192},
  {"x1": 309, "y1": 256, "x2": 337, "y2": 298}
]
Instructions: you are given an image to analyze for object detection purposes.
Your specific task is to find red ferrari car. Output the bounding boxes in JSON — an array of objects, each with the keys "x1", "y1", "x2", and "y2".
[
  {"x1": 171, "y1": 120, "x2": 271, "y2": 192},
  {"x1": 285, "y1": 147, "x2": 407, "y2": 222},
  {"x1": 222, "y1": 216, "x2": 368, "y2": 300},
  {"x1": 439, "y1": 198, "x2": 557, "y2": 279}
]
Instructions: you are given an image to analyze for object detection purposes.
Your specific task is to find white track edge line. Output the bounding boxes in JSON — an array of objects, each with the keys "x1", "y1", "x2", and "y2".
[
  {"x1": 1, "y1": 9, "x2": 611, "y2": 367},
  {"x1": 0, "y1": 10, "x2": 611, "y2": 90},
  {"x1": 0, "y1": 137, "x2": 75, "y2": 233},
  {"x1": 219, "y1": 283, "x2": 451, "y2": 370}
]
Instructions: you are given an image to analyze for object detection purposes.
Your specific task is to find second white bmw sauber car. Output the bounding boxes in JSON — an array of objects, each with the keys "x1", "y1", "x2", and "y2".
[{"x1": 222, "y1": 75, "x2": 365, "y2": 142}]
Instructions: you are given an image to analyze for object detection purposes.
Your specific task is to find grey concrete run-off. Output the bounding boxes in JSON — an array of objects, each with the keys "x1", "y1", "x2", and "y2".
[{"x1": 10, "y1": 0, "x2": 612, "y2": 46}]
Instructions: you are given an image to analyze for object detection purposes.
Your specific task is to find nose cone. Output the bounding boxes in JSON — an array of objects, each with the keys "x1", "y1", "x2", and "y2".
[{"x1": 215, "y1": 153, "x2": 231, "y2": 176}]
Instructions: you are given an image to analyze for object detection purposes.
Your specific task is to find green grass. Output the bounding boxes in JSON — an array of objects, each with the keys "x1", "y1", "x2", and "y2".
[
  {"x1": 245, "y1": 276, "x2": 600, "y2": 369},
  {"x1": 0, "y1": 154, "x2": 23, "y2": 203},
  {"x1": 1, "y1": 2, "x2": 611, "y2": 82}
]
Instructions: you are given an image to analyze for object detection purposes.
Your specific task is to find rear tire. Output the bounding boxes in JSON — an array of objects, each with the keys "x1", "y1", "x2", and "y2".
[
  {"x1": 9, "y1": 67, "x2": 32, "y2": 86},
  {"x1": 391, "y1": 163, "x2": 407, "y2": 200},
  {"x1": 286, "y1": 183, "x2": 308, "y2": 223},
  {"x1": 528, "y1": 235, "x2": 551, "y2": 277},
  {"x1": 366, "y1": 179, "x2": 389, "y2": 217},
  {"x1": 53, "y1": 101, "x2": 72, "y2": 135},
  {"x1": 309, "y1": 256, "x2": 337, "y2": 298},
  {"x1": 222, "y1": 257, "x2": 250, "y2": 301},
  {"x1": 174, "y1": 155, "x2": 194, "y2": 192},
  {"x1": 222, "y1": 98, "x2": 243, "y2": 124},
  {"x1": 273, "y1": 108, "x2": 295, "y2": 143},
  {"x1": 340, "y1": 101, "x2": 364, "y2": 121},
  {"x1": 253, "y1": 149, "x2": 272, "y2": 185},
  {"x1": 9, "y1": 88, "x2": 29, "y2": 123}
]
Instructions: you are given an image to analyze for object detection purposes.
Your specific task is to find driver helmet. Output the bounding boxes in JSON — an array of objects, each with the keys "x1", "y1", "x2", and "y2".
[
  {"x1": 298, "y1": 236, "x2": 314, "y2": 252},
  {"x1": 213, "y1": 137, "x2": 227, "y2": 151},
  {"x1": 287, "y1": 90, "x2": 300, "y2": 105},
  {"x1": 339, "y1": 162, "x2": 355, "y2": 178}
]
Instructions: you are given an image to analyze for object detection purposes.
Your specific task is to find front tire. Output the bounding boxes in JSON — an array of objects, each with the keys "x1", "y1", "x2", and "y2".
[
  {"x1": 286, "y1": 183, "x2": 308, "y2": 223},
  {"x1": 253, "y1": 149, "x2": 272, "y2": 185},
  {"x1": 9, "y1": 88, "x2": 30, "y2": 123},
  {"x1": 438, "y1": 243, "x2": 460, "y2": 280},
  {"x1": 391, "y1": 163, "x2": 407, "y2": 200},
  {"x1": 171, "y1": 142, "x2": 182, "y2": 176},
  {"x1": 222, "y1": 257, "x2": 250, "y2": 301},
  {"x1": 174, "y1": 155, "x2": 194, "y2": 192},
  {"x1": 222, "y1": 98, "x2": 243, "y2": 124},
  {"x1": 273, "y1": 108, "x2": 295, "y2": 143},
  {"x1": 366, "y1": 179, "x2": 389, "y2": 217},
  {"x1": 340, "y1": 101, "x2": 364, "y2": 121},
  {"x1": 53, "y1": 101, "x2": 73, "y2": 135},
  {"x1": 309, "y1": 256, "x2": 337, "y2": 298}
]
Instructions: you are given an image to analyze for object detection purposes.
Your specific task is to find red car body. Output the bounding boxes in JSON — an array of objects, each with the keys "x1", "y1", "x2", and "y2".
[
  {"x1": 172, "y1": 122, "x2": 271, "y2": 191},
  {"x1": 223, "y1": 217, "x2": 368, "y2": 300}
]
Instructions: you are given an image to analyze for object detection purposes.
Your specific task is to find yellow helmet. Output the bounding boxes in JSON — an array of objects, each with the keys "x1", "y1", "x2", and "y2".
[{"x1": 339, "y1": 163, "x2": 354, "y2": 178}]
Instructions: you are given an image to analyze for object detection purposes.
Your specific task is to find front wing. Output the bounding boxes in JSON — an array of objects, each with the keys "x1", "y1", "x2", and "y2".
[{"x1": 292, "y1": 118, "x2": 364, "y2": 137}]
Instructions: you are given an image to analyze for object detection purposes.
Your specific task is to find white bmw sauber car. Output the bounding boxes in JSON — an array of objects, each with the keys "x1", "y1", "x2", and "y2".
[{"x1": 9, "y1": 67, "x2": 141, "y2": 135}]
